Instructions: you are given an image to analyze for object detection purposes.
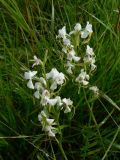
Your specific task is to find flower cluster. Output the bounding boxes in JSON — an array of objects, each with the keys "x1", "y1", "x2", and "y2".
[
  {"x1": 84, "y1": 45, "x2": 96, "y2": 71},
  {"x1": 24, "y1": 21, "x2": 99, "y2": 138},
  {"x1": 24, "y1": 59, "x2": 73, "y2": 137},
  {"x1": 57, "y1": 22, "x2": 97, "y2": 89},
  {"x1": 38, "y1": 110, "x2": 57, "y2": 137}
]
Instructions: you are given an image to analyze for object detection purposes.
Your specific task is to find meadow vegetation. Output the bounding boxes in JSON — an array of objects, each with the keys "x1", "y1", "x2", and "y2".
[{"x1": 0, "y1": 0, "x2": 120, "y2": 159}]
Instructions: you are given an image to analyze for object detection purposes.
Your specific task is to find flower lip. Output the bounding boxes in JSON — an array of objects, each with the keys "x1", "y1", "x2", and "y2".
[
  {"x1": 31, "y1": 55, "x2": 42, "y2": 68},
  {"x1": 24, "y1": 71, "x2": 37, "y2": 80},
  {"x1": 46, "y1": 68, "x2": 65, "y2": 90},
  {"x1": 74, "y1": 23, "x2": 82, "y2": 31},
  {"x1": 58, "y1": 26, "x2": 67, "y2": 39},
  {"x1": 80, "y1": 21, "x2": 93, "y2": 39}
]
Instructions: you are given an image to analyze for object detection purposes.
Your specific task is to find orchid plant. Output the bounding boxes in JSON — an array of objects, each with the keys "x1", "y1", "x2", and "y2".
[{"x1": 24, "y1": 21, "x2": 99, "y2": 139}]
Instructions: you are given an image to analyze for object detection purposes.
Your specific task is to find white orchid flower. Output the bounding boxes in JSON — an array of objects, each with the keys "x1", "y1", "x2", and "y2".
[
  {"x1": 83, "y1": 55, "x2": 95, "y2": 64},
  {"x1": 62, "y1": 98, "x2": 73, "y2": 113},
  {"x1": 34, "y1": 90, "x2": 40, "y2": 99},
  {"x1": 63, "y1": 38, "x2": 71, "y2": 46},
  {"x1": 44, "y1": 126, "x2": 56, "y2": 137},
  {"x1": 31, "y1": 55, "x2": 42, "y2": 68},
  {"x1": 40, "y1": 90, "x2": 50, "y2": 106},
  {"x1": 38, "y1": 111, "x2": 57, "y2": 137},
  {"x1": 84, "y1": 45, "x2": 96, "y2": 71},
  {"x1": 91, "y1": 63, "x2": 97, "y2": 71},
  {"x1": 26, "y1": 80, "x2": 34, "y2": 89},
  {"x1": 55, "y1": 96, "x2": 63, "y2": 107},
  {"x1": 38, "y1": 110, "x2": 47, "y2": 122},
  {"x1": 46, "y1": 68, "x2": 59, "y2": 79},
  {"x1": 34, "y1": 82, "x2": 45, "y2": 99},
  {"x1": 24, "y1": 71, "x2": 37, "y2": 80},
  {"x1": 74, "y1": 23, "x2": 82, "y2": 31},
  {"x1": 46, "y1": 68, "x2": 65, "y2": 90},
  {"x1": 40, "y1": 90, "x2": 58, "y2": 106},
  {"x1": 75, "y1": 69, "x2": 90, "y2": 86},
  {"x1": 39, "y1": 77, "x2": 47, "y2": 86},
  {"x1": 86, "y1": 45, "x2": 94, "y2": 56},
  {"x1": 64, "y1": 106, "x2": 71, "y2": 113},
  {"x1": 58, "y1": 26, "x2": 67, "y2": 39},
  {"x1": 66, "y1": 61, "x2": 75, "y2": 74},
  {"x1": 46, "y1": 118, "x2": 55, "y2": 125},
  {"x1": 48, "y1": 129, "x2": 56, "y2": 137},
  {"x1": 89, "y1": 86, "x2": 99, "y2": 96},
  {"x1": 67, "y1": 49, "x2": 80, "y2": 62},
  {"x1": 47, "y1": 98, "x2": 58, "y2": 106},
  {"x1": 81, "y1": 21, "x2": 93, "y2": 39},
  {"x1": 24, "y1": 71, "x2": 37, "y2": 89},
  {"x1": 69, "y1": 23, "x2": 82, "y2": 35}
]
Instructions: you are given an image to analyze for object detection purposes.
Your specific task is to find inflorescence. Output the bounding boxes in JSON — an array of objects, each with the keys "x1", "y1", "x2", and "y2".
[{"x1": 24, "y1": 21, "x2": 99, "y2": 137}]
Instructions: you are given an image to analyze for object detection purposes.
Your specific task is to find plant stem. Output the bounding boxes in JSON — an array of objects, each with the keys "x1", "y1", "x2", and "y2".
[{"x1": 55, "y1": 137, "x2": 68, "y2": 160}]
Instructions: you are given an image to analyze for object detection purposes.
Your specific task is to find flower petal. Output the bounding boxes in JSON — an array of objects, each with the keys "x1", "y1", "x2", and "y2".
[{"x1": 27, "y1": 80, "x2": 34, "y2": 89}]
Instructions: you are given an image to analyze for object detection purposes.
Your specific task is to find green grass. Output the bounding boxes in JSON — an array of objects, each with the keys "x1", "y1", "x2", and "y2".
[{"x1": 0, "y1": 0, "x2": 120, "y2": 159}]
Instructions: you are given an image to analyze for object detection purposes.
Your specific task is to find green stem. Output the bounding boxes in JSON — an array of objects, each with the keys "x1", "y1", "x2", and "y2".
[
  {"x1": 83, "y1": 89, "x2": 105, "y2": 152},
  {"x1": 55, "y1": 138, "x2": 68, "y2": 160}
]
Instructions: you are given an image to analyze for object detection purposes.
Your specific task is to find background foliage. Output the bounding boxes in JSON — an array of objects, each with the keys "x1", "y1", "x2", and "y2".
[{"x1": 0, "y1": 0, "x2": 120, "y2": 159}]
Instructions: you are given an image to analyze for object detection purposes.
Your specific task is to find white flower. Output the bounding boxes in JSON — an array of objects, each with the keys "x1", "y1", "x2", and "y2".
[
  {"x1": 67, "y1": 49, "x2": 80, "y2": 62},
  {"x1": 81, "y1": 21, "x2": 93, "y2": 39},
  {"x1": 55, "y1": 96, "x2": 63, "y2": 107},
  {"x1": 91, "y1": 64, "x2": 97, "y2": 71},
  {"x1": 83, "y1": 55, "x2": 95, "y2": 64},
  {"x1": 40, "y1": 90, "x2": 58, "y2": 106},
  {"x1": 69, "y1": 23, "x2": 82, "y2": 35},
  {"x1": 44, "y1": 126, "x2": 56, "y2": 137},
  {"x1": 50, "y1": 81, "x2": 58, "y2": 90},
  {"x1": 84, "y1": 45, "x2": 96, "y2": 71},
  {"x1": 46, "y1": 118, "x2": 55, "y2": 125},
  {"x1": 38, "y1": 110, "x2": 47, "y2": 122},
  {"x1": 54, "y1": 72, "x2": 65, "y2": 85},
  {"x1": 46, "y1": 68, "x2": 65, "y2": 90},
  {"x1": 40, "y1": 90, "x2": 50, "y2": 106},
  {"x1": 63, "y1": 38, "x2": 71, "y2": 46},
  {"x1": 48, "y1": 129, "x2": 56, "y2": 137},
  {"x1": 47, "y1": 98, "x2": 58, "y2": 106},
  {"x1": 34, "y1": 82, "x2": 43, "y2": 90},
  {"x1": 64, "y1": 106, "x2": 71, "y2": 113},
  {"x1": 74, "y1": 23, "x2": 82, "y2": 31},
  {"x1": 62, "y1": 98, "x2": 73, "y2": 113},
  {"x1": 27, "y1": 80, "x2": 34, "y2": 89},
  {"x1": 34, "y1": 90, "x2": 40, "y2": 99},
  {"x1": 38, "y1": 111, "x2": 57, "y2": 137},
  {"x1": 66, "y1": 61, "x2": 75, "y2": 74},
  {"x1": 62, "y1": 47, "x2": 67, "y2": 54},
  {"x1": 62, "y1": 44, "x2": 74, "y2": 54},
  {"x1": 31, "y1": 55, "x2": 42, "y2": 68},
  {"x1": 89, "y1": 86, "x2": 99, "y2": 96},
  {"x1": 58, "y1": 26, "x2": 67, "y2": 39},
  {"x1": 91, "y1": 63, "x2": 97, "y2": 71},
  {"x1": 34, "y1": 82, "x2": 44, "y2": 99},
  {"x1": 38, "y1": 113, "x2": 42, "y2": 122},
  {"x1": 39, "y1": 77, "x2": 47, "y2": 86},
  {"x1": 75, "y1": 69, "x2": 89, "y2": 86},
  {"x1": 24, "y1": 71, "x2": 37, "y2": 89},
  {"x1": 24, "y1": 71, "x2": 37, "y2": 80},
  {"x1": 62, "y1": 98, "x2": 73, "y2": 106},
  {"x1": 86, "y1": 45, "x2": 94, "y2": 56},
  {"x1": 81, "y1": 31, "x2": 88, "y2": 39},
  {"x1": 46, "y1": 68, "x2": 58, "y2": 79},
  {"x1": 86, "y1": 21, "x2": 93, "y2": 33}
]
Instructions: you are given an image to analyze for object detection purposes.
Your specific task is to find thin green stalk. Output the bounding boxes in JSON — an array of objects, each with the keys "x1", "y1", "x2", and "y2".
[
  {"x1": 102, "y1": 127, "x2": 120, "y2": 160},
  {"x1": 55, "y1": 137, "x2": 68, "y2": 160},
  {"x1": 50, "y1": 138, "x2": 57, "y2": 160},
  {"x1": 83, "y1": 89, "x2": 105, "y2": 152}
]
